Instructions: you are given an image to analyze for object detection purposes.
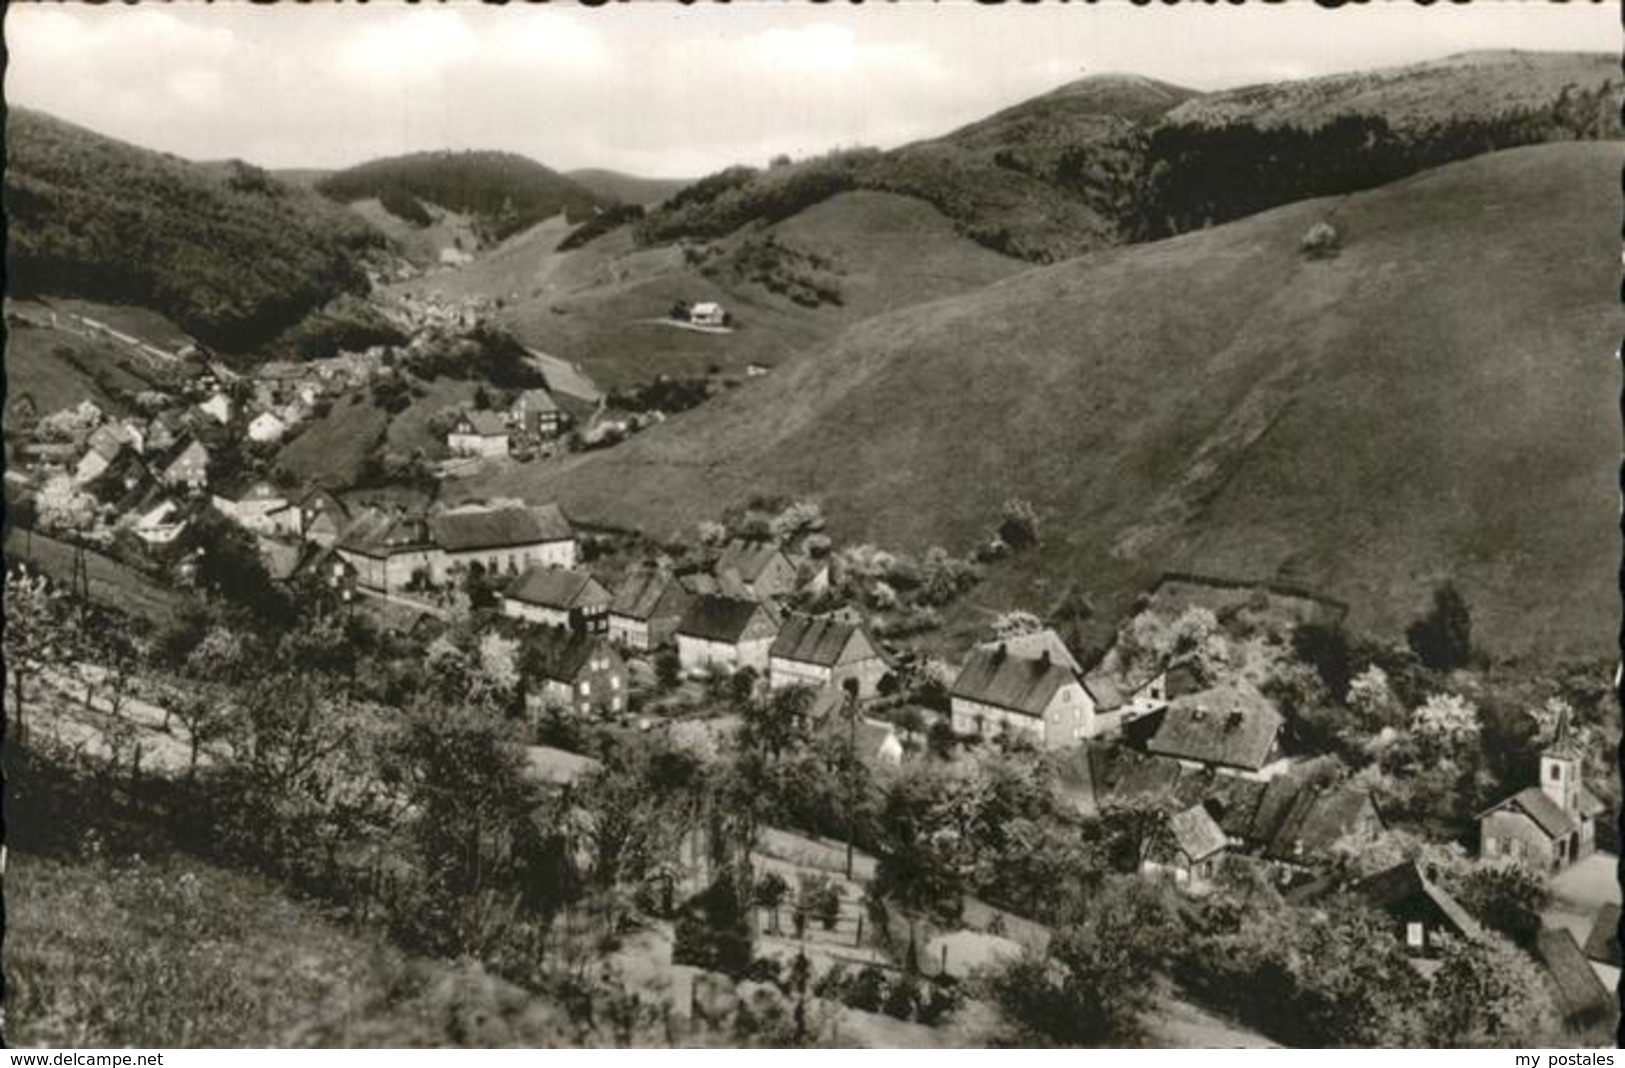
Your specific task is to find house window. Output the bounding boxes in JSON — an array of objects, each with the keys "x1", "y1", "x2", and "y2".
[
  {"x1": 1550, "y1": 764, "x2": 1562, "y2": 781},
  {"x1": 610, "y1": 676, "x2": 621, "y2": 691},
  {"x1": 611, "y1": 695, "x2": 622, "y2": 712},
  {"x1": 1485, "y1": 836, "x2": 1499, "y2": 857},
  {"x1": 579, "y1": 681, "x2": 591, "y2": 696},
  {"x1": 1406, "y1": 922, "x2": 1425, "y2": 948}
]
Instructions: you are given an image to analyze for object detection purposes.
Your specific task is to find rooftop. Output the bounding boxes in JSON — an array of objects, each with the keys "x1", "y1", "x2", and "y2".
[
  {"x1": 1148, "y1": 682, "x2": 1283, "y2": 771},
  {"x1": 429, "y1": 503, "x2": 573, "y2": 553},
  {"x1": 505, "y1": 567, "x2": 609, "y2": 610},
  {"x1": 949, "y1": 644, "x2": 1075, "y2": 718},
  {"x1": 770, "y1": 613, "x2": 870, "y2": 667},
  {"x1": 678, "y1": 594, "x2": 776, "y2": 644}
]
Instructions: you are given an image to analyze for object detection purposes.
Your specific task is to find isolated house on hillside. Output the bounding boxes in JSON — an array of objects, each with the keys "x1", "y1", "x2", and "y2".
[
  {"x1": 447, "y1": 410, "x2": 511, "y2": 458},
  {"x1": 503, "y1": 567, "x2": 611, "y2": 632},
  {"x1": 1478, "y1": 711, "x2": 1605, "y2": 874},
  {"x1": 714, "y1": 539, "x2": 798, "y2": 601},
  {"x1": 1146, "y1": 682, "x2": 1287, "y2": 779},
  {"x1": 334, "y1": 509, "x2": 437, "y2": 592},
  {"x1": 427, "y1": 503, "x2": 577, "y2": 582},
  {"x1": 1354, "y1": 861, "x2": 1483, "y2": 957},
  {"x1": 676, "y1": 595, "x2": 780, "y2": 675},
  {"x1": 607, "y1": 568, "x2": 692, "y2": 652},
  {"x1": 522, "y1": 627, "x2": 627, "y2": 718},
  {"x1": 949, "y1": 643, "x2": 1099, "y2": 749},
  {"x1": 510, "y1": 389, "x2": 564, "y2": 439},
  {"x1": 768, "y1": 613, "x2": 888, "y2": 699},
  {"x1": 689, "y1": 302, "x2": 727, "y2": 328}
]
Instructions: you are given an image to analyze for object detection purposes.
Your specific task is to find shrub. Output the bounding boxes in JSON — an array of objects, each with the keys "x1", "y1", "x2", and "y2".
[
  {"x1": 1406, "y1": 583, "x2": 1474, "y2": 671},
  {"x1": 997, "y1": 499, "x2": 1040, "y2": 550},
  {"x1": 1300, "y1": 221, "x2": 1341, "y2": 259}
]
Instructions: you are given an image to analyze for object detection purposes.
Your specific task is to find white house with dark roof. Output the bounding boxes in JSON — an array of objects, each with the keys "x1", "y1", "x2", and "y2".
[
  {"x1": 503, "y1": 567, "x2": 611, "y2": 632},
  {"x1": 426, "y1": 502, "x2": 577, "y2": 583},
  {"x1": 768, "y1": 613, "x2": 888, "y2": 699},
  {"x1": 948, "y1": 643, "x2": 1099, "y2": 749},
  {"x1": 676, "y1": 595, "x2": 780, "y2": 675},
  {"x1": 335, "y1": 509, "x2": 437, "y2": 592},
  {"x1": 607, "y1": 568, "x2": 692, "y2": 652},
  {"x1": 447, "y1": 410, "x2": 511, "y2": 458}
]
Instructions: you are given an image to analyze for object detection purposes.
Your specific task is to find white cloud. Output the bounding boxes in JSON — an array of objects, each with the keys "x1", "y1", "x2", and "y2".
[
  {"x1": 334, "y1": 10, "x2": 482, "y2": 88},
  {"x1": 483, "y1": 11, "x2": 610, "y2": 76}
]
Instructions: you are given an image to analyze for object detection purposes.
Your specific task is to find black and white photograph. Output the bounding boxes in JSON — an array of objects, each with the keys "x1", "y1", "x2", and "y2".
[{"x1": 2, "y1": 0, "x2": 1621, "y2": 1049}]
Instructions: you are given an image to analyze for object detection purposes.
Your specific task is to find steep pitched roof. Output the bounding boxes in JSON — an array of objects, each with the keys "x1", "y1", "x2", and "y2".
[
  {"x1": 514, "y1": 388, "x2": 560, "y2": 415},
  {"x1": 1167, "y1": 804, "x2": 1228, "y2": 863},
  {"x1": 715, "y1": 539, "x2": 788, "y2": 584},
  {"x1": 1482, "y1": 786, "x2": 1578, "y2": 840},
  {"x1": 1148, "y1": 683, "x2": 1283, "y2": 771},
  {"x1": 337, "y1": 508, "x2": 434, "y2": 556},
  {"x1": 522, "y1": 626, "x2": 606, "y2": 684},
  {"x1": 610, "y1": 568, "x2": 688, "y2": 621},
  {"x1": 978, "y1": 629, "x2": 1081, "y2": 674},
  {"x1": 527, "y1": 348, "x2": 603, "y2": 406},
  {"x1": 1265, "y1": 781, "x2": 1382, "y2": 861},
  {"x1": 949, "y1": 645, "x2": 1075, "y2": 718},
  {"x1": 1583, "y1": 903, "x2": 1621, "y2": 969},
  {"x1": 506, "y1": 567, "x2": 609, "y2": 610},
  {"x1": 770, "y1": 614, "x2": 871, "y2": 667},
  {"x1": 1537, "y1": 927, "x2": 1614, "y2": 1023},
  {"x1": 430, "y1": 503, "x2": 573, "y2": 552},
  {"x1": 455, "y1": 410, "x2": 509, "y2": 437},
  {"x1": 677, "y1": 594, "x2": 775, "y2": 644},
  {"x1": 1355, "y1": 861, "x2": 1483, "y2": 941}
]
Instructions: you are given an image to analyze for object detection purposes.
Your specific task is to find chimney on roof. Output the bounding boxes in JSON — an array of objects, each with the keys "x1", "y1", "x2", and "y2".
[
  {"x1": 1226, "y1": 710, "x2": 1244, "y2": 731},
  {"x1": 1039, "y1": 649, "x2": 1051, "y2": 670}
]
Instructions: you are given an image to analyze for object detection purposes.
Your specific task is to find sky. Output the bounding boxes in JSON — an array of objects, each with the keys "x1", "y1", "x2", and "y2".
[{"x1": 5, "y1": 2, "x2": 1617, "y2": 177}]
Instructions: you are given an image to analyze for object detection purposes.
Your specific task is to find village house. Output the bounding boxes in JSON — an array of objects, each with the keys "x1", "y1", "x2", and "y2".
[
  {"x1": 1536, "y1": 927, "x2": 1615, "y2": 1035},
  {"x1": 334, "y1": 508, "x2": 437, "y2": 592},
  {"x1": 1145, "y1": 682, "x2": 1288, "y2": 779},
  {"x1": 200, "y1": 392, "x2": 233, "y2": 425},
  {"x1": 447, "y1": 410, "x2": 511, "y2": 458},
  {"x1": 155, "y1": 436, "x2": 210, "y2": 491},
  {"x1": 1141, "y1": 803, "x2": 1229, "y2": 891},
  {"x1": 132, "y1": 496, "x2": 189, "y2": 545},
  {"x1": 689, "y1": 301, "x2": 727, "y2": 328},
  {"x1": 1583, "y1": 904, "x2": 1620, "y2": 991},
  {"x1": 949, "y1": 643, "x2": 1099, "y2": 749},
  {"x1": 522, "y1": 626, "x2": 628, "y2": 719},
  {"x1": 525, "y1": 347, "x2": 604, "y2": 425},
  {"x1": 211, "y1": 480, "x2": 289, "y2": 536},
  {"x1": 247, "y1": 411, "x2": 289, "y2": 444},
  {"x1": 509, "y1": 388, "x2": 564, "y2": 439},
  {"x1": 426, "y1": 502, "x2": 577, "y2": 583},
  {"x1": 73, "y1": 434, "x2": 126, "y2": 486},
  {"x1": 264, "y1": 488, "x2": 349, "y2": 544},
  {"x1": 1478, "y1": 712, "x2": 1605, "y2": 873},
  {"x1": 714, "y1": 539, "x2": 798, "y2": 601},
  {"x1": 768, "y1": 613, "x2": 888, "y2": 699},
  {"x1": 503, "y1": 567, "x2": 612, "y2": 632},
  {"x1": 607, "y1": 567, "x2": 693, "y2": 652},
  {"x1": 1353, "y1": 860, "x2": 1483, "y2": 957},
  {"x1": 676, "y1": 595, "x2": 781, "y2": 676}
]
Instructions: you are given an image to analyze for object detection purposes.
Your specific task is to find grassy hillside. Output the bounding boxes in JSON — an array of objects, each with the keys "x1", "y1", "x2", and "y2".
[
  {"x1": 398, "y1": 190, "x2": 1023, "y2": 389},
  {"x1": 316, "y1": 151, "x2": 611, "y2": 244},
  {"x1": 567, "y1": 168, "x2": 692, "y2": 207},
  {"x1": 4, "y1": 851, "x2": 614, "y2": 1047},
  {"x1": 462, "y1": 142, "x2": 1619, "y2": 658},
  {"x1": 345, "y1": 197, "x2": 484, "y2": 267},
  {"x1": 634, "y1": 53, "x2": 1617, "y2": 265},
  {"x1": 4, "y1": 298, "x2": 179, "y2": 417},
  {"x1": 6, "y1": 110, "x2": 386, "y2": 354}
]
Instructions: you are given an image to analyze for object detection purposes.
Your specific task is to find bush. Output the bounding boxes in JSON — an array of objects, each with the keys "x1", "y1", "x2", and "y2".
[
  {"x1": 672, "y1": 878, "x2": 755, "y2": 978},
  {"x1": 996, "y1": 499, "x2": 1040, "y2": 550},
  {"x1": 1300, "y1": 221, "x2": 1341, "y2": 259},
  {"x1": 1406, "y1": 583, "x2": 1473, "y2": 671}
]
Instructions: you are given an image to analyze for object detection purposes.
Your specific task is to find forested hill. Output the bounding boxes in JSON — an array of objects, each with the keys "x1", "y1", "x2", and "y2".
[
  {"x1": 316, "y1": 151, "x2": 612, "y2": 242},
  {"x1": 633, "y1": 51, "x2": 1621, "y2": 264},
  {"x1": 6, "y1": 108, "x2": 388, "y2": 354}
]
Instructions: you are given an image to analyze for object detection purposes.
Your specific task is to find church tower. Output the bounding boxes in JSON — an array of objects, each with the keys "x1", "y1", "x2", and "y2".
[{"x1": 1539, "y1": 708, "x2": 1583, "y2": 816}]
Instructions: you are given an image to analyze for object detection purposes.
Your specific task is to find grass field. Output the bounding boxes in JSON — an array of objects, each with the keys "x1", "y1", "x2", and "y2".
[
  {"x1": 463, "y1": 143, "x2": 1620, "y2": 659},
  {"x1": 5, "y1": 527, "x2": 185, "y2": 628},
  {"x1": 4, "y1": 300, "x2": 176, "y2": 417},
  {"x1": 3, "y1": 851, "x2": 583, "y2": 1047},
  {"x1": 275, "y1": 391, "x2": 390, "y2": 488}
]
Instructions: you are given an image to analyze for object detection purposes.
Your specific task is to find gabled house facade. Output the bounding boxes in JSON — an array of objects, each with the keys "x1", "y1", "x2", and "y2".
[
  {"x1": 948, "y1": 644, "x2": 1099, "y2": 749},
  {"x1": 714, "y1": 539, "x2": 798, "y2": 601},
  {"x1": 522, "y1": 627, "x2": 628, "y2": 718},
  {"x1": 510, "y1": 389, "x2": 564, "y2": 439},
  {"x1": 1354, "y1": 861, "x2": 1483, "y2": 957},
  {"x1": 334, "y1": 509, "x2": 437, "y2": 592},
  {"x1": 1141, "y1": 804, "x2": 1229, "y2": 891},
  {"x1": 768, "y1": 613, "x2": 888, "y2": 699},
  {"x1": 447, "y1": 410, "x2": 511, "y2": 458},
  {"x1": 503, "y1": 567, "x2": 612, "y2": 632},
  {"x1": 157, "y1": 437, "x2": 210, "y2": 491},
  {"x1": 607, "y1": 568, "x2": 692, "y2": 652},
  {"x1": 676, "y1": 595, "x2": 780, "y2": 675}
]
